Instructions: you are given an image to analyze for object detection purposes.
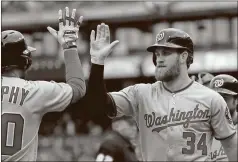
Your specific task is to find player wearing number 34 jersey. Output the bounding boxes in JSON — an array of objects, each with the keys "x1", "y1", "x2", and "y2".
[
  {"x1": 86, "y1": 25, "x2": 237, "y2": 161},
  {"x1": 1, "y1": 7, "x2": 86, "y2": 161}
]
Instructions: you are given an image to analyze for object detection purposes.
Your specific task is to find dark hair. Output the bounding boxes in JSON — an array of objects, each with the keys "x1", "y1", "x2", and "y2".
[{"x1": 176, "y1": 48, "x2": 193, "y2": 69}]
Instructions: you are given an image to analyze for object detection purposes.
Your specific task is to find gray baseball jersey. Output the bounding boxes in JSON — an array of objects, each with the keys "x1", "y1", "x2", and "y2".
[
  {"x1": 109, "y1": 81, "x2": 236, "y2": 161},
  {"x1": 1, "y1": 76, "x2": 73, "y2": 161}
]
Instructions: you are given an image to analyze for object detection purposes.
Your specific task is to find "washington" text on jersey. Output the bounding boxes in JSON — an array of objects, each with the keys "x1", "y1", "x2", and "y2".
[{"x1": 144, "y1": 104, "x2": 211, "y2": 133}]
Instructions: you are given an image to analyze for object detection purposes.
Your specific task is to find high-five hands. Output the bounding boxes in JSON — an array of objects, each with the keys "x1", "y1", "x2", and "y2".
[
  {"x1": 90, "y1": 23, "x2": 119, "y2": 65},
  {"x1": 47, "y1": 7, "x2": 83, "y2": 49}
]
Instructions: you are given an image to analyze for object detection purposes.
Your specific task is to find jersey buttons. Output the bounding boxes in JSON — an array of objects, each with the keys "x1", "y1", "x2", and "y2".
[
  {"x1": 172, "y1": 93, "x2": 176, "y2": 104},
  {"x1": 172, "y1": 100, "x2": 175, "y2": 105}
]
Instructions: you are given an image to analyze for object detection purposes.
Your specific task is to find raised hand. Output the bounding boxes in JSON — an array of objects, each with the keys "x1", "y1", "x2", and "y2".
[
  {"x1": 47, "y1": 7, "x2": 83, "y2": 49},
  {"x1": 90, "y1": 23, "x2": 119, "y2": 65}
]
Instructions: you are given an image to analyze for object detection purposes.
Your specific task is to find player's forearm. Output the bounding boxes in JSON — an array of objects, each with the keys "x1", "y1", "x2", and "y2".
[
  {"x1": 87, "y1": 63, "x2": 116, "y2": 117},
  {"x1": 64, "y1": 48, "x2": 86, "y2": 103},
  {"x1": 221, "y1": 132, "x2": 237, "y2": 161}
]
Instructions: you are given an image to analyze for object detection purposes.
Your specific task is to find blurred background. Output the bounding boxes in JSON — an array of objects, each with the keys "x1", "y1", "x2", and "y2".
[{"x1": 2, "y1": 1, "x2": 237, "y2": 161}]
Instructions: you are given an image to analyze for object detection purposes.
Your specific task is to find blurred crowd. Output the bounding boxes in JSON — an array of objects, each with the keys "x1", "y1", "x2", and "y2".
[
  {"x1": 37, "y1": 112, "x2": 143, "y2": 161},
  {"x1": 37, "y1": 113, "x2": 103, "y2": 161},
  {"x1": 1, "y1": 1, "x2": 110, "y2": 13}
]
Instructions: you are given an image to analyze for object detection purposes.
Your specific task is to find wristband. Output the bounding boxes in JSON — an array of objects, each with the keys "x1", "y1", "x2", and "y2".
[
  {"x1": 62, "y1": 41, "x2": 77, "y2": 49},
  {"x1": 91, "y1": 56, "x2": 106, "y2": 65}
]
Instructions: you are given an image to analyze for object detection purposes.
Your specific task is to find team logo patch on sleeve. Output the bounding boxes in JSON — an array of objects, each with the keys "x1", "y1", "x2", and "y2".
[{"x1": 225, "y1": 107, "x2": 233, "y2": 124}]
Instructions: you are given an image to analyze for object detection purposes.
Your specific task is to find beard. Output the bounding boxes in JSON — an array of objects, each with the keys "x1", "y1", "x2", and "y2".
[{"x1": 155, "y1": 57, "x2": 180, "y2": 82}]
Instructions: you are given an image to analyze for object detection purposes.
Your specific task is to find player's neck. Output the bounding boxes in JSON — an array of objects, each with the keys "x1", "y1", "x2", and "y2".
[
  {"x1": 2, "y1": 69, "x2": 25, "y2": 78},
  {"x1": 163, "y1": 70, "x2": 192, "y2": 93}
]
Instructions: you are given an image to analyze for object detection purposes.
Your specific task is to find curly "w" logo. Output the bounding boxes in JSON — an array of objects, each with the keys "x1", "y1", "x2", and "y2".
[
  {"x1": 156, "y1": 32, "x2": 164, "y2": 42},
  {"x1": 214, "y1": 79, "x2": 224, "y2": 88}
]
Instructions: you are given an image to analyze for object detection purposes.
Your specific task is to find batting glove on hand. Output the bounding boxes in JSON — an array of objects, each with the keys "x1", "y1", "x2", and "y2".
[
  {"x1": 90, "y1": 23, "x2": 119, "y2": 65},
  {"x1": 47, "y1": 7, "x2": 83, "y2": 49}
]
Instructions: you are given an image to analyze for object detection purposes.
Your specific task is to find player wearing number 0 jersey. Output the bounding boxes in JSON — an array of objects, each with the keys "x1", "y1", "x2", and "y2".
[
  {"x1": 86, "y1": 25, "x2": 237, "y2": 161},
  {"x1": 1, "y1": 7, "x2": 86, "y2": 161}
]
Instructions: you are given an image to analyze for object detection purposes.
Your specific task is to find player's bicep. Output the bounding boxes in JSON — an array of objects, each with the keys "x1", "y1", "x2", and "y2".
[
  {"x1": 109, "y1": 93, "x2": 133, "y2": 117},
  {"x1": 33, "y1": 81, "x2": 73, "y2": 114},
  {"x1": 109, "y1": 86, "x2": 138, "y2": 118},
  {"x1": 210, "y1": 94, "x2": 236, "y2": 140}
]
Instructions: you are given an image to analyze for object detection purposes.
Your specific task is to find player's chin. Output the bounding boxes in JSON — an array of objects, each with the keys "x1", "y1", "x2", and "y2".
[
  {"x1": 156, "y1": 73, "x2": 175, "y2": 82},
  {"x1": 155, "y1": 70, "x2": 166, "y2": 81},
  {"x1": 155, "y1": 73, "x2": 166, "y2": 81}
]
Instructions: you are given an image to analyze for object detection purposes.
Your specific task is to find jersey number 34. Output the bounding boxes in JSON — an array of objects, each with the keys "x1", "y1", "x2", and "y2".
[
  {"x1": 182, "y1": 132, "x2": 207, "y2": 155},
  {"x1": 1, "y1": 113, "x2": 24, "y2": 155}
]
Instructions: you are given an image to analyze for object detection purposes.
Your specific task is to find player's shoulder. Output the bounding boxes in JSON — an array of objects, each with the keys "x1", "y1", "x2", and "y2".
[
  {"x1": 24, "y1": 79, "x2": 55, "y2": 92},
  {"x1": 192, "y1": 81, "x2": 224, "y2": 103},
  {"x1": 132, "y1": 81, "x2": 162, "y2": 92},
  {"x1": 24, "y1": 79, "x2": 65, "y2": 91},
  {"x1": 119, "y1": 81, "x2": 162, "y2": 98},
  {"x1": 3, "y1": 77, "x2": 68, "y2": 94},
  {"x1": 192, "y1": 81, "x2": 221, "y2": 96},
  {"x1": 2, "y1": 76, "x2": 34, "y2": 89}
]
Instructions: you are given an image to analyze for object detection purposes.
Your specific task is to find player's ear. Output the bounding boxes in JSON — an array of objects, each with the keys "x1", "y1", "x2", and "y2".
[{"x1": 179, "y1": 50, "x2": 188, "y2": 64}]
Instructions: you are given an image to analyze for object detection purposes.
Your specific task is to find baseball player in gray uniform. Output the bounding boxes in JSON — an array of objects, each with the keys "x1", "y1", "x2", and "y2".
[
  {"x1": 1, "y1": 7, "x2": 86, "y2": 161},
  {"x1": 207, "y1": 74, "x2": 238, "y2": 161},
  {"x1": 86, "y1": 23, "x2": 237, "y2": 161}
]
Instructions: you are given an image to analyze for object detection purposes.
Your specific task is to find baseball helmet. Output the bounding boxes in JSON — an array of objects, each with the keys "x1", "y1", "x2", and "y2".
[
  {"x1": 1, "y1": 30, "x2": 36, "y2": 72},
  {"x1": 147, "y1": 28, "x2": 194, "y2": 67},
  {"x1": 210, "y1": 74, "x2": 238, "y2": 96}
]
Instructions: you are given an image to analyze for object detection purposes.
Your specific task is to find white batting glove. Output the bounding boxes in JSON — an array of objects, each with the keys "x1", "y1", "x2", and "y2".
[
  {"x1": 90, "y1": 23, "x2": 119, "y2": 65},
  {"x1": 47, "y1": 7, "x2": 83, "y2": 49}
]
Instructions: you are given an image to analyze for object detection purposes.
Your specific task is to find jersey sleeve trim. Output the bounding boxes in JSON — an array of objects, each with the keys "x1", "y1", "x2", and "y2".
[
  {"x1": 107, "y1": 93, "x2": 117, "y2": 119},
  {"x1": 215, "y1": 131, "x2": 236, "y2": 141}
]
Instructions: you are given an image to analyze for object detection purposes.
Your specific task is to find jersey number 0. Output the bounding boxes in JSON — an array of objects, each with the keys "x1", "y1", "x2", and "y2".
[{"x1": 1, "y1": 113, "x2": 24, "y2": 155}]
